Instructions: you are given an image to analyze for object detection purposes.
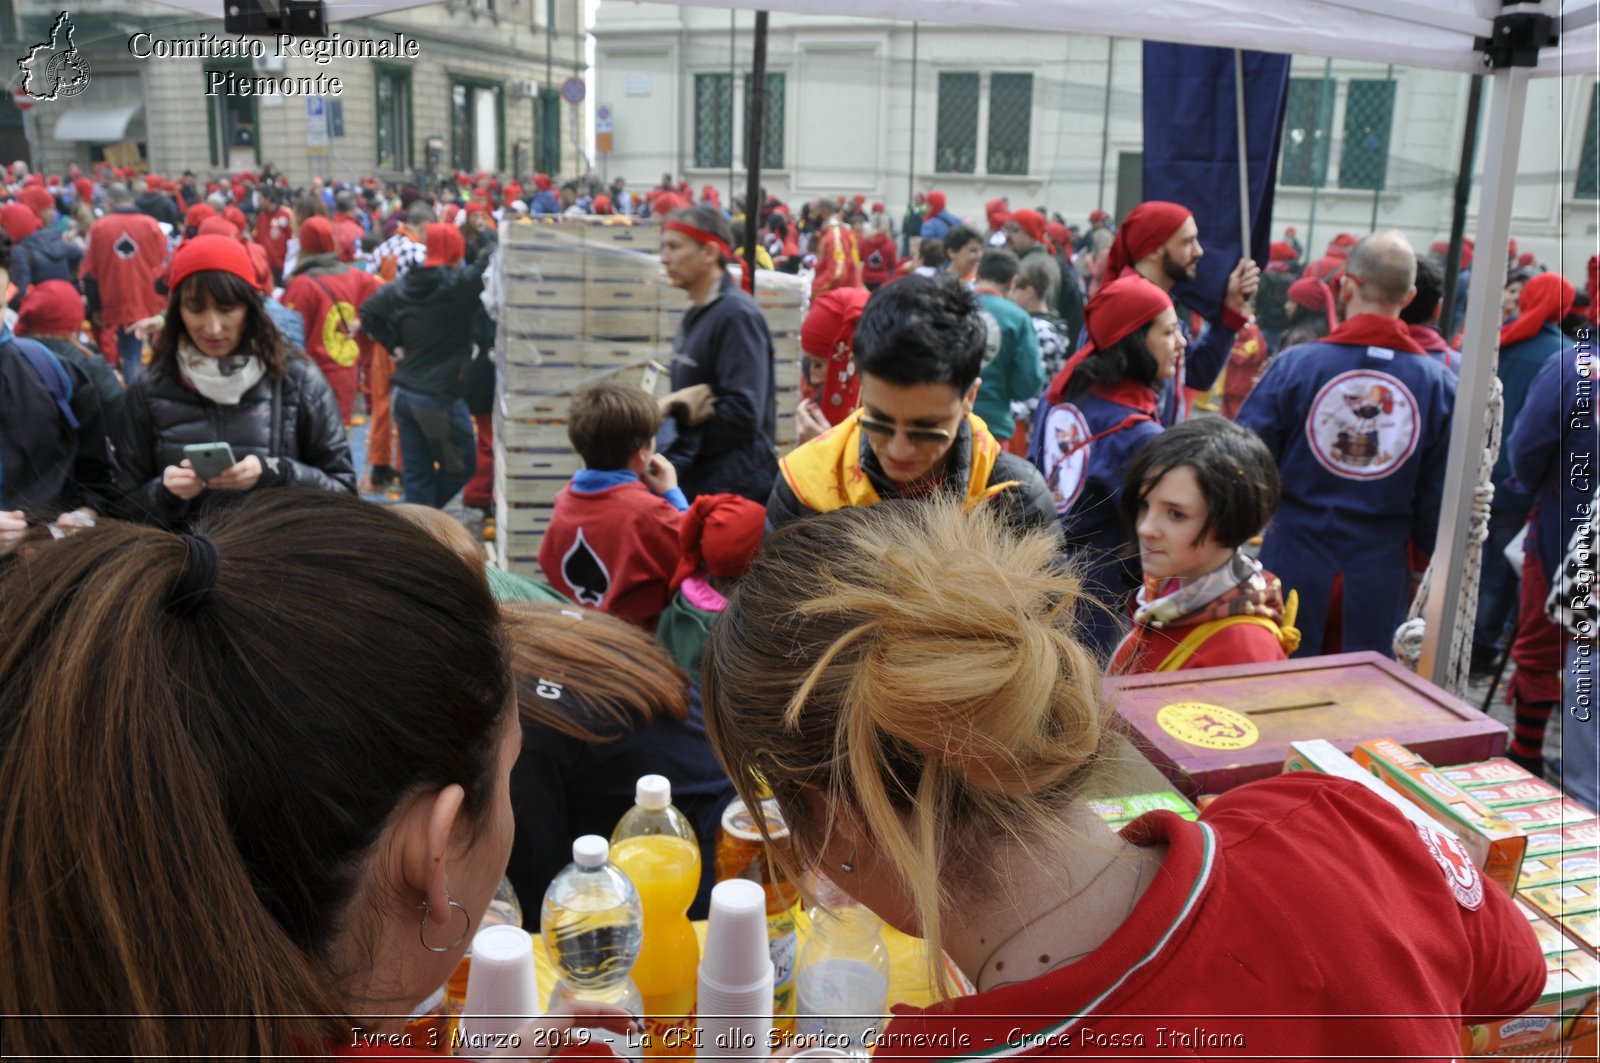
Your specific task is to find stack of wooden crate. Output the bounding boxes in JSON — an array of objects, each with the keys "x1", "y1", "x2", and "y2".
[{"x1": 493, "y1": 217, "x2": 806, "y2": 579}]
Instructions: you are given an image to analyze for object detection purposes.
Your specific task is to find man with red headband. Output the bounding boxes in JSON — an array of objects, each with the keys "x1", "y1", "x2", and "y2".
[
  {"x1": 82, "y1": 182, "x2": 168, "y2": 382},
  {"x1": 1236, "y1": 231, "x2": 1456, "y2": 659},
  {"x1": 809, "y1": 198, "x2": 862, "y2": 296},
  {"x1": 657, "y1": 207, "x2": 779, "y2": 503},
  {"x1": 1106, "y1": 199, "x2": 1260, "y2": 425},
  {"x1": 359, "y1": 222, "x2": 492, "y2": 508}
]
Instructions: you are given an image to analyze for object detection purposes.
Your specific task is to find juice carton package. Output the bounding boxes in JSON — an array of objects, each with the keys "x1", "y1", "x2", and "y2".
[
  {"x1": 1523, "y1": 819, "x2": 1600, "y2": 860},
  {"x1": 1565, "y1": 912, "x2": 1600, "y2": 952},
  {"x1": 1496, "y1": 799, "x2": 1599, "y2": 831},
  {"x1": 1521, "y1": 854, "x2": 1600, "y2": 892},
  {"x1": 1467, "y1": 778, "x2": 1566, "y2": 810},
  {"x1": 1353, "y1": 738, "x2": 1526, "y2": 893},
  {"x1": 1087, "y1": 790, "x2": 1198, "y2": 826},
  {"x1": 1460, "y1": 951, "x2": 1600, "y2": 1055},
  {"x1": 1443, "y1": 758, "x2": 1535, "y2": 789},
  {"x1": 1523, "y1": 880, "x2": 1600, "y2": 921}
]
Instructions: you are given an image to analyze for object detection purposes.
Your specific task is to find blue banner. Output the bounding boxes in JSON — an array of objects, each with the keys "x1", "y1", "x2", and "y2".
[{"x1": 1142, "y1": 42, "x2": 1291, "y2": 320}]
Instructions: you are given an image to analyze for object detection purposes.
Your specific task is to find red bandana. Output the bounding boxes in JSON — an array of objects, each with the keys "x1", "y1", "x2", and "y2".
[{"x1": 1322, "y1": 314, "x2": 1427, "y2": 355}]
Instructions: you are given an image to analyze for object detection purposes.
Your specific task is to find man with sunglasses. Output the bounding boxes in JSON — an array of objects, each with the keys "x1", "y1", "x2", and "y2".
[{"x1": 767, "y1": 273, "x2": 1055, "y2": 533}]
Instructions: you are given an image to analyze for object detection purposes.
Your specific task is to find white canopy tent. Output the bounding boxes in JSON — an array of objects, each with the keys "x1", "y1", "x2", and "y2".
[
  {"x1": 674, "y1": 0, "x2": 1587, "y2": 688},
  {"x1": 151, "y1": 0, "x2": 1591, "y2": 688}
]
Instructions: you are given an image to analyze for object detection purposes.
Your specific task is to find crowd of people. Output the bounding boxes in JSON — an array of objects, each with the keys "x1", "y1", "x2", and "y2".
[{"x1": 0, "y1": 155, "x2": 1592, "y2": 1060}]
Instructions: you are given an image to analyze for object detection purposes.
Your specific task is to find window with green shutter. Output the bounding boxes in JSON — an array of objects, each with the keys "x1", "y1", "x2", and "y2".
[
  {"x1": 742, "y1": 72, "x2": 785, "y2": 170},
  {"x1": 1339, "y1": 78, "x2": 1396, "y2": 191},
  {"x1": 695, "y1": 72, "x2": 733, "y2": 169},
  {"x1": 1280, "y1": 77, "x2": 1333, "y2": 188},
  {"x1": 936, "y1": 71, "x2": 979, "y2": 174},
  {"x1": 1577, "y1": 83, "x2": 1599, "y2": 199},
  {"x1": 988, "y1": 73, "x2": 1032, "y2": 176}
]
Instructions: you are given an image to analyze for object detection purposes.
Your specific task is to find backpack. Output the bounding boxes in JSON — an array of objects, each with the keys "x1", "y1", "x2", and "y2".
[{"x1": 12, "y1": 337, "x2": 79, "y2": 430}]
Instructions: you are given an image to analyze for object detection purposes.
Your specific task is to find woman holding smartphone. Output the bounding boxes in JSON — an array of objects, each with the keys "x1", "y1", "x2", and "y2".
[{"x1": 113, "y1": 235, "x2": 356, "y2": 528}]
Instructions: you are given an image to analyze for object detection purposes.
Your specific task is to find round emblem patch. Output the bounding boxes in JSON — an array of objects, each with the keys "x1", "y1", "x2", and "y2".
[
  {"x1": 1040, "y1": 403, "x2": 1092, "y2": 514},
  {"x1": 322, "y1": 301, "x2": 362, "y2": 368},
  {"x1": 1155, "y1": 702, "x2": 1260, "y2": 751},
  {"x1": 1413, "y1": 821, "x2": 1484, "y2": 910},
  {"x1": 1304, "y1": 370, "x2": 1421, "y2": 480}
]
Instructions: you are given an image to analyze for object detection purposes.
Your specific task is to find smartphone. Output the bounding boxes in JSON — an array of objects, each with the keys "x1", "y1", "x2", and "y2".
[{"x1": 183, "y1": 442, "x2": 238, "y2": 481}]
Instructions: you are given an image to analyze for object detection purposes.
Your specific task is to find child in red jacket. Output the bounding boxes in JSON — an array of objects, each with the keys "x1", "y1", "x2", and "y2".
[
  {"x1": 1110, "y1": 417, "x2": 1298, "y2": 673},
  {"x1": 539, "y1": 380, "x2": 687, "y2": 629}
]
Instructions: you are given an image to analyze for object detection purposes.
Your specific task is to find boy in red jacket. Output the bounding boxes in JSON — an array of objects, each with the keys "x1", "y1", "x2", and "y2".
[{"x1": 539, "y1": 381, "x2": 688, "y2": 630}]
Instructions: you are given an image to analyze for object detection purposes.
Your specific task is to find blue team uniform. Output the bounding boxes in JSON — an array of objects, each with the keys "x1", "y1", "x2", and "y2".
[{"x1": 1235, "y1": 316, "x2": 1457, "y2": 657}]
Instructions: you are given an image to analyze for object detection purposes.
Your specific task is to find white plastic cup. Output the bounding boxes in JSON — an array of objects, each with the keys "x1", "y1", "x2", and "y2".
[
  {"x1": 459, "y1": 924, "x2": 541, "y2": 1056},
  {"x1": 700, "y1": 879, "x2": 772, "y2": 989},
  {"x1": 698, "y1": 880, "x2": 775, "y2": 1060}
]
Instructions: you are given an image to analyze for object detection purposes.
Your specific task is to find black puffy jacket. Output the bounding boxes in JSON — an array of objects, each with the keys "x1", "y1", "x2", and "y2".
[
  {"x1": 113, "y1": 356, "x2": 357, "y2": 527},
  {"x1": 9, "y1": 229, "x2": 84, "y2": 307}
]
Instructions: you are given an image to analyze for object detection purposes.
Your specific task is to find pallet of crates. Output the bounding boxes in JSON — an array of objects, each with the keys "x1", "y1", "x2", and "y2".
[{"x1": 753, "y1": 269, "x2": 808, "y2": 451}]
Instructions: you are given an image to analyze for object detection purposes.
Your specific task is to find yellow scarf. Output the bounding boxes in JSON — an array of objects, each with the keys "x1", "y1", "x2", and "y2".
[{"x1": 780, "y1": 408, "x2": 1019, "y2": 514}]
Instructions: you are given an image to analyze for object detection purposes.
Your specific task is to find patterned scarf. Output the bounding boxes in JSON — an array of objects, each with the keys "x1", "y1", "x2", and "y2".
[{"x1": 1133, "y1": 551, "x2": 1287, "y2": 631}]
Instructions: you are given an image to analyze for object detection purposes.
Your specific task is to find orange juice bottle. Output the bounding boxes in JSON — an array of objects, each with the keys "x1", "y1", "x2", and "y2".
[
  {"x1": 715, "y1": 796, "x2": 801, "y2": 1037},
  {"x1": 611, "y1": 775, "x2": 701, "y2": 1059}
]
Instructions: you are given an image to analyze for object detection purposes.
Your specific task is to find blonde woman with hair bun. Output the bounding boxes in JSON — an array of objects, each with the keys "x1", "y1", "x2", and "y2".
[{"x1": 701, "y1": 498, "x2": 1544, "y2": 1058}]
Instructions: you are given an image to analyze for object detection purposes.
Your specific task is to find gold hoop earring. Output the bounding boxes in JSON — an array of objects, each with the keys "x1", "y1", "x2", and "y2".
[{"x1": 418, "y1": 897, "x2": 472, "y2": 954}]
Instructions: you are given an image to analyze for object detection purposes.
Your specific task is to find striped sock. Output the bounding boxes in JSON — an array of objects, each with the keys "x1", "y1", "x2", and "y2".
[{"x1": 1509, "y1": 700, "x2": 1557, "y2": 772}]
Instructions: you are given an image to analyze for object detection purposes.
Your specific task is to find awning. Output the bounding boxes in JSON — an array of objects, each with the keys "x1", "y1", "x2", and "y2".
[{"x1": 52, "y1": 101, "x2": 143, "y2": 143}]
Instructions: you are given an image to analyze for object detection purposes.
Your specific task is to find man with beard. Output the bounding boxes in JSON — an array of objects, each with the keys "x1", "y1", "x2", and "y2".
[{"x1": 1106, "y1": 200, "x2": 1260, "y2": 424}]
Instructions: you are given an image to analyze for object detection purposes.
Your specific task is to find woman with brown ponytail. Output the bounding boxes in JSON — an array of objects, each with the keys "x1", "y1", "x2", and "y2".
[
  {"x1": 0, "y1": 490, "x2": 630, "y2": 1060},
  {"x1": 701, "y1": 499, "x2": 1544, "y2": 1059}
]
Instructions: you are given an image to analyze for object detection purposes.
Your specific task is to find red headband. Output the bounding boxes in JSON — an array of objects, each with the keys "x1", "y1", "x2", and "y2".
[{"x1": 665, "y1": 219, "x2": 734, "y2": 262}]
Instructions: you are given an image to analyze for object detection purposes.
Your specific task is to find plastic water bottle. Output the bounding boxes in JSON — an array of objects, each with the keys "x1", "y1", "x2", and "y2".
[
  {"x1": 611, "y1": 776, "x2": 701, "y2": 1059},
  {"x1": 795, "y1": 872, "x2": 888, "y2": 1056},
  {"x1": 541, "y1": 835, "x2": 646, "y2": 1028}
]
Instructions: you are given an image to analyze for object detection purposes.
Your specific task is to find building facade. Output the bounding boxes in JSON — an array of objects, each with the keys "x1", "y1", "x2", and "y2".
[
  {"x1": 6, "y1": 0, "x2": 589, "y2": 186},
  {"x1": 592, "y1": 2, "x2": 1596, "y2": 281}
]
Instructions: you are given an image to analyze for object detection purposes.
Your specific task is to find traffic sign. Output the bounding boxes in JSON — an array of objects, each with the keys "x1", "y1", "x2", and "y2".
[
  {"x1": 12, "y1": 88, "x2": 32, "y2": 112},
  {"x1": 561, "y1": 76, "x2": 585, "y2": 105},
  {"x1": 595, "y1": 103, "x2": 613, "y2": 134}
]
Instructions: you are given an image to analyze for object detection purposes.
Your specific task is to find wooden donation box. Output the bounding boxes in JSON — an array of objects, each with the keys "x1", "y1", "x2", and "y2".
[{"x1": 1108, "y1": 651, "x2": 1507, "y2": 798}]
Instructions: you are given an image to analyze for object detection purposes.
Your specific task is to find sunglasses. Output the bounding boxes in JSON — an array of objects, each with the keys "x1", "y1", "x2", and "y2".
[{"x1": 859, "y1": 416, "x2": 954, "y2": 446}]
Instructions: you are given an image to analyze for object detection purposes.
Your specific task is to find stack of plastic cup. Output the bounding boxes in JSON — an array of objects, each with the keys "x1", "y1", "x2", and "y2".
[
  {"x1": 697, "y1": 879, "x2": 775, "y2": 1060},
  {"x1": 459, "y1": 924, "x2": 542, "y2": 1057}
]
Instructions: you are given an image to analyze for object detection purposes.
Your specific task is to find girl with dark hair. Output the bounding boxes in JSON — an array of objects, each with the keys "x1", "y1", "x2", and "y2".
[
  {"x1": 113, "y1": 235, "x2": 356, "y2": 528},
  {"x1": 500, "y1": 600, "x2": 735, "y2": 918},
  {"x1": 1027, "y1": 273, "x2": 1184, "y2": 657},
  {"x1": 1110, "y1": 417, "x2": 1299, "y2": 673},
  {"x1": 0, "y1": 490, "x2": 634, "y2": 1058}
]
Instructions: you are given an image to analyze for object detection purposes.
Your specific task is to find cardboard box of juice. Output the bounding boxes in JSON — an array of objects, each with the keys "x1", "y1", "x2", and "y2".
[
  {"x1": 1520, "y1": 854, "x2": 1600, "y2": 891},
  {"x1": 1282, "y1": 739, "x2": 1453, "y2": 835},
  {"x1": 1460, "y1": 950, "x2": 1600, "y2": 1055},
  {"x1": 1086, "y1": 790, "x2": 1198, "y2": 826},
  {"x1": 1524, "y1": 880, "x2": 1600, "y2": 921},
  {"x1": 1524, "y1": 820, "x2": 1600, "y2": 860},
  {"x1": 1466, "y1": 779, "x2": 1569, "y2": 809},
  {"x1": 1353, "y1": 738, "x2": 1526, "y2": 893},
  {"x1": 1496, "y1": 800, "x2": 1598, "y2": 832},
  {"x1": 1444, "y1": 758, "x2": 1535, "y2": 789}
]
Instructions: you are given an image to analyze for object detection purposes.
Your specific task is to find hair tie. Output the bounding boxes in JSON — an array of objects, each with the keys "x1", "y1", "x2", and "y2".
[{"x1": 169, "y1": 533, "x2": 219, "y2": 617}]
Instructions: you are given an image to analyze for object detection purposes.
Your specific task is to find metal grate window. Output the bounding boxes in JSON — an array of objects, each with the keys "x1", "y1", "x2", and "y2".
[
  {"x1": 742, "y1": 72, "x2": 785, "y2": 170},
  {"x1": 1578, "y1": 83, "x2": 1599, "y2": 199},
  {"x1": 988, "y1": 72, "x2": 1032, "y2": 176},
  {"x1": 936, "y1": 71, "x2": 979, "y2": 174},
  {"x1": 1280, "y1": 76, "x2": 1332, "y2": 187},
  {"x1": 695, "y1": 72, "x2": 733, "y2": 169},
  {"x1": 1339, "y1": 78, "x2": 1396, "y2": 191}
]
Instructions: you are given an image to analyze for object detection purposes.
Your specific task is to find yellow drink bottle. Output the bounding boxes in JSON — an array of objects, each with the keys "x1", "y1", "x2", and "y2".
[{"x1": 611, "y1": 775, "x2": 701, "y2": 1059}]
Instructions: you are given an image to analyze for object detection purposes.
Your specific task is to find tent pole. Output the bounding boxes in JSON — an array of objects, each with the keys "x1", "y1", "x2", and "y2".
[
  {"x1": 743, "y1": 10, "x2": 768, "y2": 291},
  {"x1": 908, "y1": 22, "x2": 918, "y2": 210},
  {"x1": 1097, "y1": 36, "x2": 1115, "y2": 212},
  {"x1": 1419, "y1": 64, "x2": 1529, "y2": 685},
  {"x1": 1370, "y1": 63, "x2": 1394, "y2": 232},
  {"x1": 1305, "y1": 57, "x2": 1333, "y2": 264},
  {"x1": 1234, "y1": 49, "x2": 1251, "y2": 256},
  {"x1": 1438, "y1": 73, "x2": 1485, "y2": 337}
]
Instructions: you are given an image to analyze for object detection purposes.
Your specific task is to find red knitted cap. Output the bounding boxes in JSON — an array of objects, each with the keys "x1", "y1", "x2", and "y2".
[{"x1": 167, "y1": 234, "x2": 258, "y2": 292}]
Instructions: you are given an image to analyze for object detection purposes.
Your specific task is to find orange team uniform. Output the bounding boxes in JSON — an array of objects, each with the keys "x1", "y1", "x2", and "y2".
[
  {"x1": 282, "y1": 267, "x2": 382, "y2": 424},
  {"x1": 811, "y1": 222, "x2": 862, "y2": 295}
]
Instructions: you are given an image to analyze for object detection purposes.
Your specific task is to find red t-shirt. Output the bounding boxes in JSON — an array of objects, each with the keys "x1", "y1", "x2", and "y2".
[
  {"x1": 538, "y1": 481, "x2": 683, "y2": 629},
  {"x1": 331, "y1": 214, "x2": 366, "y2": 263},
  {"x1": 255, "y1": 206, "x2": 294, "y2": 272},
  {"x1": 82, "y1": 210, "x2": 168, "y2": 327},
  {"x1": 882, "y1": 774, "x2": 1544, "y2": 1061}
]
